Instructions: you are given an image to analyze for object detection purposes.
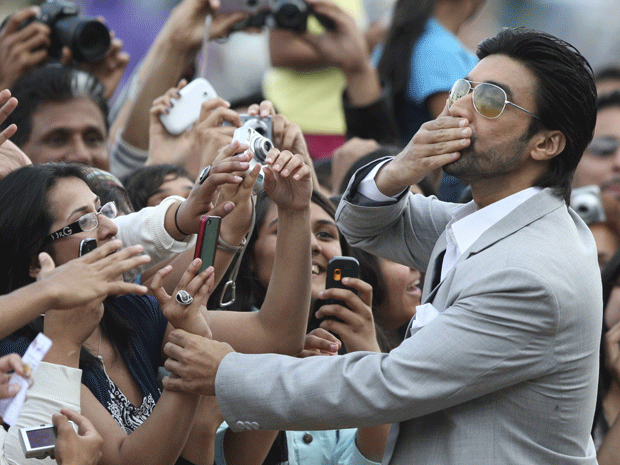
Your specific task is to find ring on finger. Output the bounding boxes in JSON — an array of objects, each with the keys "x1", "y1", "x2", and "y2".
[{"x1": 175, "y1": 290, "x2": 194, "y2": 305}]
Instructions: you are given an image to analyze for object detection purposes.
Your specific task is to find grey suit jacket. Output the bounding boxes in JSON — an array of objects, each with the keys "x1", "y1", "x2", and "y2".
[{"x1": 215, "y1": 166, "x2": 602, "y2": 465}]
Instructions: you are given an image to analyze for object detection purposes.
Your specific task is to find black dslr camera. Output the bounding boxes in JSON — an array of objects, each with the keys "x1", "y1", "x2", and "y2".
[
  {"x1": 220, "y1": 0, "x2": 335, "y2": 33},
  {"x1": 14, "y1": 0, "x2": 110, "y2": 63}
]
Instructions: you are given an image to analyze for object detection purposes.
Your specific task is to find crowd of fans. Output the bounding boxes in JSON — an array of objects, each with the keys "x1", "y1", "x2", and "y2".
[{"x1": 0, "y1": 0, "x2": 616, "y2": 463}]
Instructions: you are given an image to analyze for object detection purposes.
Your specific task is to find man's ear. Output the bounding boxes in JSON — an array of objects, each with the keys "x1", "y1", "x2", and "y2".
[{"x1": 530, "y1": 130, "x2": 566, "y2": 162}]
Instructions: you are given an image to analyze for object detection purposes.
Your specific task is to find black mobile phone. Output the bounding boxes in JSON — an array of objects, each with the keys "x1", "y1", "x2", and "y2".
[
  {"x1": 79, "y1": 238, "x2": 97, "y2": 257},
  {"x1": 194, "y1": 216, "x2": 221, "y2": 274},
  {"x1": 324, "y1": 256, "x2": 360, "y2": 308}
]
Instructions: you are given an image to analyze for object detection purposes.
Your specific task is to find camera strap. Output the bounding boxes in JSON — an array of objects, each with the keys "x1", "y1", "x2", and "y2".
[{"x1": 218, "y1": 195, "x2": 256, "y2": 308}]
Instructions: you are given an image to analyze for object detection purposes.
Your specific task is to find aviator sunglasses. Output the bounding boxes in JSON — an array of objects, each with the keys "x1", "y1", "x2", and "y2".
[
  {"x1": 43, "y1": 201, "x2": 118, "y2": 245},
  {"x1": 448, "y1": 79, "x2": 541, "y2": 121}
]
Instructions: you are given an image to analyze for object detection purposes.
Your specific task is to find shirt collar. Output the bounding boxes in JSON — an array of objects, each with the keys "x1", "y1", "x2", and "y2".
[{"x1": 448, "y1": 187, "x2": 542, "y2": 255}]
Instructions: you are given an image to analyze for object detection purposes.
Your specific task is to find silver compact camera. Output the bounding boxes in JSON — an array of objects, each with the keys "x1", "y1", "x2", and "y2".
[
  {"x1": 571, "y1": 185, "x2": 606, "y2": 225},
  {"x1": 19, "y1": 421, "x2": 78, "y2": 459},
  {"x1": 240, "y1": 114, "x2": 273, "y2": 141},
  {"x1": 233, "y1": 126, "x2": 274, "y2": 193}
]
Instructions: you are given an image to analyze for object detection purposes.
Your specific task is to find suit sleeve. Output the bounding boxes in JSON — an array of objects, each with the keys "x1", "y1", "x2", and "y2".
[
  {"x1": 336, "y1": 160, "x2": 457, "y2": 272},
  {"x1": 215, "y1": 266, "x2": 564, "y2": 432}
]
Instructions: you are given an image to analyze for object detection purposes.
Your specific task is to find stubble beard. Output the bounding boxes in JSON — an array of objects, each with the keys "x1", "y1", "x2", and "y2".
[{"x1": 443, "y1": 132, "x2": 530, "y2": 184}]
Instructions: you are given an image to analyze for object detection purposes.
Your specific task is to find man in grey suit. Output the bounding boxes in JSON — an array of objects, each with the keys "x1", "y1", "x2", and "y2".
[{"x1": 161, "y1": 27, "x2": 601, "y2": 464}]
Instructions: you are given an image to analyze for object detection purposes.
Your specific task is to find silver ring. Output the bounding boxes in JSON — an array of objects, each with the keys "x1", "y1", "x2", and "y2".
[
  {"x1": 175, "y1": 290, "x2": 194, "y2": 305},
  {"x1": 198, "y1": 165, "x2": 211, "y2": 185}
]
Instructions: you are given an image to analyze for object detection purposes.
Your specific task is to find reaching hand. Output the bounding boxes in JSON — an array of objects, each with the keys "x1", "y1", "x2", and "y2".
[
  {"x1": 174, "y1": 146, "x2": 252, "y2": 235},
  {"x1": 151, "y1": 259, "x2": 213, "y2": 337},
  {"x1": 297, "y1": 328, "x2": 341, "y2": 357},
  {"x1": 316, "y1": 277, "x2": 380, "y2": 353},
  {"x1": 52, "y1": 409, "x2": 103, "y2": 465},
  {"x1": 147, "y1": 79, "x2": 194, "y2": 167},
  {"x1": 263, "y1": 149, "x2": 313, "y2": 212},
  {"x1": 163, "y1": 329, "x2": 234, "y2": 396},
  {"x1": 35, "y1": 240, "x2": 150, "y2": 310},
  {"x1": 186, "y1": 97, "x2": 239, "y2": 175}
]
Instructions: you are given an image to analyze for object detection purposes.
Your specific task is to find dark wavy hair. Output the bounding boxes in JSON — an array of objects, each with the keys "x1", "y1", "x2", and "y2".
[
  {"x1": 0, "y1": 163, "x2": 133, "y2": 369},
  {"x1": 122, "y1": 164, "x2": 192, "y2": 212},
  {"x1": 477, "y1": 28, "x2": 597, "y2": 204}
]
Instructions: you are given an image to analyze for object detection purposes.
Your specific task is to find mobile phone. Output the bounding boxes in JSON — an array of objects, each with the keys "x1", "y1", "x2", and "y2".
[
  {"x1": 159, "y1": 78, "x2": 218, "y2": 135},
  {"x1": 19, "y1": 421, "x2": 78, "y2": 459},
  {"x1": 324, "y1": 256, "x2": 360, "y2": 308},
  {"x1": 194, "y1": 216, "x2": 221, "y2": 274},
  {"x1": 79, "y1": 238, "x2": 97, "y2": 257}
]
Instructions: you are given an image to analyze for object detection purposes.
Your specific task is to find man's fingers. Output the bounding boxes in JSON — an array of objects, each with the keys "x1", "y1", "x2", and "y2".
[
  {"x1": 167, "y1": 328, "x2": 192, "y2": 347},
  {"x1": 161, "y1": 375, "x2": 185, "y2": 392}
]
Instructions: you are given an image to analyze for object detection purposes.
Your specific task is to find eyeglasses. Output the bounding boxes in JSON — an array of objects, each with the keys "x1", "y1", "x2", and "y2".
[
  {"x1": 448, "y1": 79, "x2": 541, "y2": 121},
  {"x1": 43, "y1": 201, "x2": 118, "y2": 245},
  {"x1": 585, "y1": 137, "x2": 620, "y2": 157}
]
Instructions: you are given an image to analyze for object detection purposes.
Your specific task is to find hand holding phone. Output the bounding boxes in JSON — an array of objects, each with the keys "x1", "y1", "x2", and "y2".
[
  {"x1": 325, "y1": 256, "x2": 360, "y2": 308},
  {"x1": 194, "y1": 216, "x2": 221, "y2": 274},
  {"x1": 159, "y1": 78, "x2": 218, "y2": 135}
]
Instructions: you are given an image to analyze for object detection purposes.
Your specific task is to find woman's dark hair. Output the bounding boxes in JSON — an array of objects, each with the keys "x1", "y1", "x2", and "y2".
[
  {"x1": 477, "y1": 27, "x2": 597, "y2": 204},
  {"x1": 376, "y1": 0, "x2": 434, "y2": 97},
  {"x1": 0, "y1": 163, "x2": 133, "y2": 369},
  {"x1": 1, "y1": 66, "x2": 109, "y2": 147},
  {"x1": 122, "y1": 164, "x2": 192, "y2": 211}
]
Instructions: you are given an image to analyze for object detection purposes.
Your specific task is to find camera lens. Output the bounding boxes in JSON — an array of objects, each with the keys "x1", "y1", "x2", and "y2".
[
  {"x1": 253, "y1": 139, "x2": 273, "y2": 162},
  {"x1": 54, "y1": 16, "x2": 110, "y2": 62},
  {"x1": 274, "y1": 2, "x2": 308, "y2": 32}
]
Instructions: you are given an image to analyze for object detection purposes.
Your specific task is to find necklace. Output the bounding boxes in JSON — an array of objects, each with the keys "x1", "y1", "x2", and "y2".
[{"x1": 96, "y1": 327, "x2": 103, "y2": 363}]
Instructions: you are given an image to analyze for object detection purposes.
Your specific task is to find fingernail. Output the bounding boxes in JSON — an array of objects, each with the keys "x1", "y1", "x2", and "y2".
[
  {"x1": 461, "y1": 139, "x2": 469, "y2": 146},
  {"x1": 329, "y1": 344, "x2": 338, "y2": 352},
  {"x1": 265, "y1": 158, "x2": 272, "y2": 164},
  {"x1": 233, "y1": 176, "x2": 243, "y2": 182},
  {"x1": 192, "y1": 258, "x2": 201, "y2": 266},
  {"x1": 224, "y1": 100, "x2": 231, "y2": 107},
  {"x1": 8, "y1": 384, "x2": 20, "y2": 395},
  {"x1": 282, "y1": 169, "x2": 289, "y2": 176},
  {"x1": 225, "y1": 202, "x2": 235, "y2": 211},
  {"x1": 23, "y1": 364, "x2": 32, "y2": 377},
  {"x1": 260, "y1": 109, "x2": 269, "y2": 117},
  {"x1": 274, "y1": 164, "x2": 280, "y2": 171},
  {"x1": 461, "y1": 128, "x2": 470, "y2": 136},
  {"x1": 459, "y1": 119, "x2": 468, "y2": 127},
  {"x1": 318, "y1": 291, "x2": 325, "y2": 298}
]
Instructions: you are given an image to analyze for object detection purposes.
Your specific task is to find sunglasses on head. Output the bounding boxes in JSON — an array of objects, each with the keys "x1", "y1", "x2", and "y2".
[
  {"x1": 448, "y1": 79, "x2": 541, "y2": 121},
  {"x1": 586, "y1": 136, "x2": 620, "y2": 157}
]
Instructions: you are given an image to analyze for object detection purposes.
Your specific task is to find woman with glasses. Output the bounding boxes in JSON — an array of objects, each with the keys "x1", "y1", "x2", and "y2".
[{"x1": 0, "y1": 149, "x2": 313, "y2": 465}]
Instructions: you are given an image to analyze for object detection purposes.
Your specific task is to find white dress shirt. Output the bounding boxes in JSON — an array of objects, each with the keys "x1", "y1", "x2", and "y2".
[{"x1": 358, "y1": 162, "x2": 541, "y2": 280}]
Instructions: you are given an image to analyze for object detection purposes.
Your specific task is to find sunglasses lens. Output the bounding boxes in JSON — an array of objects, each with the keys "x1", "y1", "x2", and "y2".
[
  {"x1": 449, "y1": 79, "x2": 470, "y2": 107},
  {"x1": 473, "y1": 83, "x2": 505, "y2": 118},
  {"x1": 586, "y1": 137, "x2": 620, "y2": 157}
]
